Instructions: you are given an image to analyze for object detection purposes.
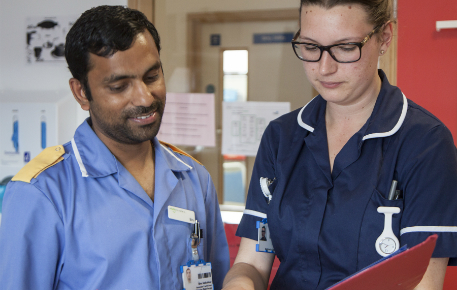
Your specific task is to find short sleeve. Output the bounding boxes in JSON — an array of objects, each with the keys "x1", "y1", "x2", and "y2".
[
  {"x1": 236, "y1": 123, "x2": 278, "y2": 241},
  {"x1": 398, "y1": 124, "x2": 457, "y2": 265},
  {"x1": 0, "y1": 181, "x2": 64, "y2": 289}
]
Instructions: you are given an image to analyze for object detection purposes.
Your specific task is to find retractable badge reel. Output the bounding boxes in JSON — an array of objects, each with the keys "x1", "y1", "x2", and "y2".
[
  {"x1": 168, "y1": 206, "x2": 214, "y2": 290},
  {"x1": 260, "y1": 177, "x2": 275, "y2": 204},
  {"x1": 180, "y1": 220, "x2": 213, "y2": 290}
]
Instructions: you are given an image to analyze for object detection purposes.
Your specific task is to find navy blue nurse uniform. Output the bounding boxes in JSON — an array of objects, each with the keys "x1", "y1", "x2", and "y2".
[{"x1": 236, "y1": 70, "x2": 457, "y2": 290}]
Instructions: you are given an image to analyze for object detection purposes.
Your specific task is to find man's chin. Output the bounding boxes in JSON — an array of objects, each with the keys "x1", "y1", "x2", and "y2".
[{"x1": 126, "y1": 125, "x2": 161, "y2": 143}]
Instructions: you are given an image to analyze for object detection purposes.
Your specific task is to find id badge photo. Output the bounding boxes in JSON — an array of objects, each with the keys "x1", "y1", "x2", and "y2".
[
  {"x1": 181, "y1": 260, "x2": 213, "y2": 290},
  {"x1": 256, "y1": 218, "x2": 275, "y2": 253}
]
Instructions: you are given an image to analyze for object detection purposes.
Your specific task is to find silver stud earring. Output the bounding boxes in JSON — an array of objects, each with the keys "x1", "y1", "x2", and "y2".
[{"x1": 380, "y1": 50, "x2": 385, "y2": 55}]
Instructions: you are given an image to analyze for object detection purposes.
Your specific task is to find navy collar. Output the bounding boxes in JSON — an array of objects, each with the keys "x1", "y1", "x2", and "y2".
[
  {"x1": 297, "y1": 70, "x2": 407, "y2": 140},
  {"x1": 70, "y1": 119, "x2": 192, "y2": 178}
]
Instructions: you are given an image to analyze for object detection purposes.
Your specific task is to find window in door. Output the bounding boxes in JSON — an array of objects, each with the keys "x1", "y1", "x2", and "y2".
[{"x1": 222, "y1": 49, "x2": 248, "y2": 205}]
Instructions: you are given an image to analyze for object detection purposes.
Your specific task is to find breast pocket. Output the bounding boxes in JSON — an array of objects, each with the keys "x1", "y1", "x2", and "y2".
[{"x1": 357, "y1": 188, "x2": 404, "y2": 269}]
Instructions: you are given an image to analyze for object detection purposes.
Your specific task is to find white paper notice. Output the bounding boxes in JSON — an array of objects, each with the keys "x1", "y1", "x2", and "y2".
[
  {"x1": 222, "y1": 101, "x2": 290, "y2": 156},
  {"x1": 157, "y1": 93, "x2": 215, "y2": 147}
]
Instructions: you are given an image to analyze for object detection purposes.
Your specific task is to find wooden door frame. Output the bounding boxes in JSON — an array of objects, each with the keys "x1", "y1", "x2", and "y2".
[
  {"x1": 128, "y1": 0, "x2": 155, "y2": 23},
  {"x1": 187, "y1": 9, "x2": 299, "y2": 202},
  {"x1": 187, "y1": 9, "x2": 299, "y2": 93}
]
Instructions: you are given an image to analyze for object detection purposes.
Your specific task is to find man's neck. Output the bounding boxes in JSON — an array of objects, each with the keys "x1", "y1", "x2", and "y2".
[
  {"x1": 105, "y1": 139, "x2": 155, "y2": 168},
  {"x1": 93, "y1": 128, "x2": 156, "y2": 200},
  {"x1": 112, "y1": 140, "x2": 156, "y2": 200}
]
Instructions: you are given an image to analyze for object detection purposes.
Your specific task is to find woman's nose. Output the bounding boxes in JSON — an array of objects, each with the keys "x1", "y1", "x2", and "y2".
[{"x1": 319, "y1": 50, "x2": 338, "y2": 76}]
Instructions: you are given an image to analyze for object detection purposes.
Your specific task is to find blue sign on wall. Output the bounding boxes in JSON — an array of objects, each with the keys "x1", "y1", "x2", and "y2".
[
  {"x1": 253, "y1": 32, "x2": 294, "y2": 44},
  {"x1": 210, "y1": 34, "x2": 221, "y2": 46}
]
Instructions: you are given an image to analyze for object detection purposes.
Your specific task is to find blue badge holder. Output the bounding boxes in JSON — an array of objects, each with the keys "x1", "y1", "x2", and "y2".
[
  {"x1": 256, "y1": 218, "x2": 275, "y2": 253},
  {"x1": 180, "y1": 259, "x2": 213, "y2": 290}
]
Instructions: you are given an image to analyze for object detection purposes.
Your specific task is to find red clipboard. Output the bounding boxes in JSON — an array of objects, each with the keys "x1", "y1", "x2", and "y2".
[{"x1": 328, "y1": 234, "x2": 438, "y2": 290}]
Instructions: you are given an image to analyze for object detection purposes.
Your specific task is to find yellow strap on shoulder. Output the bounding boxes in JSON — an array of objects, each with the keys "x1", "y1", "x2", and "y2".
[
  {"x1": 12, "y1": 145, "x2": 65, "y2": 183},
  {"x1": 159, "y1": 140, "x2": 202, "y2": 166}
]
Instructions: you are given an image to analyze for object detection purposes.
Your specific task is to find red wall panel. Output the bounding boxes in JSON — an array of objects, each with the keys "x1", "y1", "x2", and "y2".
[
  {"x1": 397, "y1": 2, "x2": 457, "y2": 286},
  {"x1": 397, "y1": 0, "x2": 457, "y2": 142}
]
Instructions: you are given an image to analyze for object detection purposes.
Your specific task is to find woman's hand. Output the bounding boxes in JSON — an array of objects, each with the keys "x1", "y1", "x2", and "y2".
[{"x1": 414, "y1": 258, "x2": 449, "y2": 290}]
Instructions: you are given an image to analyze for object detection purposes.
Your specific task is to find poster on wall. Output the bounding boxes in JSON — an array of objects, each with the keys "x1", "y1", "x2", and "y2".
[
  {"x1": 222, "y1": 101, "x2": 290, "y2": 156},
  {"x1": 26, "y1": 16, "x2": 77, "y2": 63},
  {"x1": 157, "y1": 93, "x2": 216, "y2": 147}
]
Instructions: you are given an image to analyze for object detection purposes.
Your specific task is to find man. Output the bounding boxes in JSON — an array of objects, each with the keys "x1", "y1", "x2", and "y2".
[
  {"x1": 260, "y1": 226, "x2": 267, "y2": 241},
  {"x1": 0, "y1": 6, "x2": 229, "y2": 290},
  {"x1": 186, "y1": 268, "x2": 192, "y2": 284}
]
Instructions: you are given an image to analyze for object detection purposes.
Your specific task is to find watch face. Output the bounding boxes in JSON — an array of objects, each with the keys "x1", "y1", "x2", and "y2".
[{"x1": 379, "y1": 237, "x2": 397, "y2": 254}]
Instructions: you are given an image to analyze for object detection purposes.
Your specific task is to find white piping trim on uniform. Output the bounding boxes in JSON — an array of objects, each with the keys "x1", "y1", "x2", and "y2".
[
  {"x1": 243, "y1": 209, "x2": 267, "y2": 219},
  {"x1": 71, "y1": 138, "x2": 89, "y2": 177},
  {"x1": 160, "y1": 144, "x2": 193, "y2": 170},
  {"x1": 400, "y1": 226, "x2": 457, "y2": 235},
  {"x1": 362, "y1": 93, "x2": 408, "y2": 141},
  {"x1": 297, "y1": 96, "x2": 317, "y2": 133}
]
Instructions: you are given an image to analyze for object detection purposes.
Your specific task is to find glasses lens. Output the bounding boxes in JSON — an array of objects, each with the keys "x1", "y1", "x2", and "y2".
[
  {"x1": 330, "y1": 44, "x2": 361, "y2": 62},
  {"x1": 293, "y1": 43, "x2": 320, "y2": 61}
]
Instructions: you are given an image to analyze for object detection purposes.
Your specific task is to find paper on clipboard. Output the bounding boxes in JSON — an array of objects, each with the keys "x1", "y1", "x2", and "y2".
[{"x1": 327, "y1": 234, "x2": 438, "y2": 290}]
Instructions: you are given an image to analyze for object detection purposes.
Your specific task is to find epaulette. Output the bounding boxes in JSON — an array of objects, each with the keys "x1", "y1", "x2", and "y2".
[
  {"x1": 159, "y1": 140, "x2": 202, "y2": 166},
  {"x1": 12, "y1": 145, "x2": 65, "y2": 183}
]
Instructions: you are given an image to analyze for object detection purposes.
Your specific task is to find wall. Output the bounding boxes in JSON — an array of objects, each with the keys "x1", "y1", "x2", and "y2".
[
  {"x1": 0, "y1": 0, "x2": 127, "y2": 92},
  {"x1": 397, "y1": 0, "x2": 457, "y2": 142},
  {"x1": 0, "y1": 1, "x2": 4, "y2": 90},
  {"x1": 0, "y1": 0, "x2": 127, "y2": 180},
  {"x1": 397, "y1": 2, "x2": 457, "y2": 287},
  {"x1": 154, "y1": 0, "x2": 301, "y2": 93}
]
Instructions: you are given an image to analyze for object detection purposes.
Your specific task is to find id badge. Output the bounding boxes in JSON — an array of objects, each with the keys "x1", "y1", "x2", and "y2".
[
  {"x1": 181, "y1": 259, "x2": 213, "y2": 290},
  {"x1": 256, "y1": 218, "x2": 275, "y2": 253}
]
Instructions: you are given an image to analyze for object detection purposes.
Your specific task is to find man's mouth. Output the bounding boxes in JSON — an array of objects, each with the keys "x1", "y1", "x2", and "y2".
[{"x1": 135, "y1": 112, "x2": 154, "y2": 120}]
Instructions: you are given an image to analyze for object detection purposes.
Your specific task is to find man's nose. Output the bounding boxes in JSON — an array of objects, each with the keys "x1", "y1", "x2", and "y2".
[{"x1": 131, "y1": 81, "x2": 154, "y2": 108}]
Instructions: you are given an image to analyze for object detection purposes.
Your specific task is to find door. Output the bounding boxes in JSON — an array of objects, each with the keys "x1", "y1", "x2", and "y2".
[{"x1": 189, "y1": 12, "x2": 314, "y2": 205}]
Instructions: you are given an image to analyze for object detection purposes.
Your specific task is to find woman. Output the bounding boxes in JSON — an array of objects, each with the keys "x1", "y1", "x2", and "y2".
[{"x1": 222, "y1": 0, "x2": 457, "y2": 289}]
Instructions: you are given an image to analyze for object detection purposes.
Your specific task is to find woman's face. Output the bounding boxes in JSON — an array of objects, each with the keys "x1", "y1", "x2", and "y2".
[{"x1": 299, "y1": 4, "x2": 389, "y2": 107}]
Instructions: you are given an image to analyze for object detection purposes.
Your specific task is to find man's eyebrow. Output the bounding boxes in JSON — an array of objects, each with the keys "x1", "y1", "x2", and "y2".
[
  {"x1": 145, "y1": 61, "x2": 162, "y2": 74},
  {"x1": 103, "y1": 73, "x2": 135, "y2": 84},
  {"x1": 102, "y1": 62, "x2": 162, "y2": 84}
]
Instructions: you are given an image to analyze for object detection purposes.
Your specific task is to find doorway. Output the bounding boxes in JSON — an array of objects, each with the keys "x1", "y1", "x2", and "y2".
[{"x1": 188, "y1": 10, "x2": 314, "y2": 205}]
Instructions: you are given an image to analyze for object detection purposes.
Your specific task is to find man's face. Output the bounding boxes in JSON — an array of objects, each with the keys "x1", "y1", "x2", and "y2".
[
  {"x1": 186, "y1": 268, "x2": 191, "y2": 282},
  {"x1": 262, "y1": 227, "x2": 266, "y2": 237},
  {"x1": 85, "y1": 31, "x2": 166, "y2": 145}
]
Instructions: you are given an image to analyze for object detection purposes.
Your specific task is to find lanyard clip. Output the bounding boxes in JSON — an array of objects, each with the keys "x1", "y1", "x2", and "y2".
[
  {"x1": 190, "y1": 220, "x2": 202, "y2": 247},
  {"x1": 190, "y1": 220, "x2": 203, "y2": 261}
]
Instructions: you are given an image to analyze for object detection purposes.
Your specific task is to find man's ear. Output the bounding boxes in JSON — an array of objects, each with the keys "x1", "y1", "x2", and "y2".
[{"x1": 69, "y1": 78, "x2": 90, "y2": 111}]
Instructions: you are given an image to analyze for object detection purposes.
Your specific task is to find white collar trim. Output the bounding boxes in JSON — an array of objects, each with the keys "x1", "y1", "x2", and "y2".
[
  {"x1": 297, "y1": 93, "x2": 408, "y2": 140},
  {"x1": 71, "y1": 138, "x2": 89, "y2": 177},
  {"x1": 362, "y1": 93, "x2": 408, "y2": 140},
  {"x1": 160, "y1": 144, "x2": 193, "y2": 170},
  {"x1": 297, "y1": 96, "x2": 317, "y2": 132}
]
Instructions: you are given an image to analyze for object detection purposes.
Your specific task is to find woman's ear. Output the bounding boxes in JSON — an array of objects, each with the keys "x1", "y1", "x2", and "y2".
[
  {"x1": 69, "y1": 78, "x2": 90, "y2": 111},
  {"x1": 379, "y1": 21, "x2": 394, "y2": 55}
]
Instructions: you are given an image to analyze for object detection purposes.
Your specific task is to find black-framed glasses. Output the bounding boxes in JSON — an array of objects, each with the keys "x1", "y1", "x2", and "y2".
[{"x1": 291, "y1": 24, "x2": 382, "y2": 63}]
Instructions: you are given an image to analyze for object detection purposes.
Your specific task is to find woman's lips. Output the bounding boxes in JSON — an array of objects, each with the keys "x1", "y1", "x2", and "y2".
[{"x1": 320, "y1": 81, "x2": 342, "y2": 89}]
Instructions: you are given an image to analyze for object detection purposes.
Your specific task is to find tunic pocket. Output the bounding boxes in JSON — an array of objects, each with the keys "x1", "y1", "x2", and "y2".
[{"x1": 357, "y1": 188, "x2": 404, "y2": 270}]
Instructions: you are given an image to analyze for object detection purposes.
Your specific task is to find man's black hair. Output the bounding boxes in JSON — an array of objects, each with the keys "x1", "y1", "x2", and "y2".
[{"x1": 65, "y1": 5, "x2": 161, "y2": 101}]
